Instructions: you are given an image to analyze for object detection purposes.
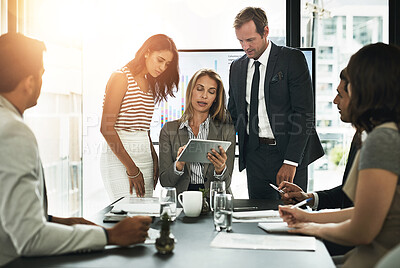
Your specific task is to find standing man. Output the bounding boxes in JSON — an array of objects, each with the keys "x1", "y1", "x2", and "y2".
[
  {"x1": 228, "y1": 7, "x2": 324, "y2": 199},
  {"x1": 0, "y1": 33, "x2": 151, "y2": 266}
]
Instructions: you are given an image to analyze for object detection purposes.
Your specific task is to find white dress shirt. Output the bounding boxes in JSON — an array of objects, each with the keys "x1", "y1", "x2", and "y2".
[
  {"x1": 245, "y1": 41, "x2": 298, "y2": 167},
  {"x1": 246, "y1": 41, "x2": 274, "y2": 139}
]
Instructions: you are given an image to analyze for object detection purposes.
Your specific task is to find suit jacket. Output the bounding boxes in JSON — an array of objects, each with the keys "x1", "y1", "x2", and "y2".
[
  {"x1": 316, "y1": 133, "x2": 359, "y2": 210},
  {"x1": 228, "y1": 42, "x2": 324, "y2": 171},
  {"x1": 0, "y1": 96, "x2": 106, "y2": 266},
  {"x1": 159, "y1": 118, "x2": 236, "y2": 196}
]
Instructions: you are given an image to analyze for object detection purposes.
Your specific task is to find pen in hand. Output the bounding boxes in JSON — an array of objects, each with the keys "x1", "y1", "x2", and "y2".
[
  {"x1": 269, "y1": 183, "x2": 285, "y2": 194},
  {"x1": 291, "y1": 198, "x2": 313, "y2": 209}
]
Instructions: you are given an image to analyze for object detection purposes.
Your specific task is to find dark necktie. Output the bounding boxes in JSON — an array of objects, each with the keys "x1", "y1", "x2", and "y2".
[{"x1": 248, "y1": 60, "x2": 261, "y2": 151}]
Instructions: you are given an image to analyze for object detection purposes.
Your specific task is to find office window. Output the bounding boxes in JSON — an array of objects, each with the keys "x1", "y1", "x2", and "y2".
[
  {"x1": 353, "y1": 16, "x2": 383, "y2": 45},
  {"x1": 20, "y1": 0, "x2": 84, "y2": 217},
  {"x1": 301, "y1": 0, "x2": 388, "y2": 191},
  {"x1": 0, "y1": 0, "x2": 7, "y2": 34},
  {"x1": 317, "y1": 82, "x2": 333, "y2": 95},
  {"x1": 318, "y1": 46, "x2": 333, "y2": 59}
]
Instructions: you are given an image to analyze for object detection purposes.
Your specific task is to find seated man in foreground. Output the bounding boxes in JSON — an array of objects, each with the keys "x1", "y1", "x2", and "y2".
[{"x1": 0, "y1": 33, "x2": 151, "y2": 266}]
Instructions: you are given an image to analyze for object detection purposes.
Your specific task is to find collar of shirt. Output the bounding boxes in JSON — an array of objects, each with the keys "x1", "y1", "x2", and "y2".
[
  {"x1": 179, "y1": 115, "x2": 211, "y2": 137},
  {"x1": 0, "y1": 95, "x2": 22, "y2": 118},
  {"x1": 248, "y1": 40, "x2": 271, "y2": 69}
]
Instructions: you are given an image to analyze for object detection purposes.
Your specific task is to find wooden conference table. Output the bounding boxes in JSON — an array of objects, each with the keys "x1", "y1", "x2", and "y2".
[{"x1": 6, "y1": 199, "x2": 335, "y2": 268}]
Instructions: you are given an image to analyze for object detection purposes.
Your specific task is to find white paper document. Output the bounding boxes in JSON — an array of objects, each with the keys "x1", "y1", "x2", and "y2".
[
  {"x1": 232, "y1": 210, "x2": 283, "y2": 223},
  {"x1": 109, "y1": 197, "x2": 182, "y2": 219},
  {"x1": 210, "y1": 232, "x2": 316, "y2": 251},
  {"x1": 111, "y1": 197, "x2": 160, "y2": 214},
  {"x1": 258, "y1": 222, "x2": 295, "y2": 233}
]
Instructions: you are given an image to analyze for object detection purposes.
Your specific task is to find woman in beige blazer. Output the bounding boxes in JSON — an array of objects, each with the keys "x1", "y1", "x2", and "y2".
[
  {"x1": 279, "y1": 43, "x2": 400, "y2": 268},
  {"x1": 159, "y1": 69, "x2": 235, "y2": 196}
]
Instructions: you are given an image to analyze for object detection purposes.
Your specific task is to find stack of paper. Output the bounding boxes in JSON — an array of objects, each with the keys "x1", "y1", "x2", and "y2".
[
  {"x1": 111, "y1": 197, "x2": 160, "y2": 216},
  {"x1": 210, "y1": 232, "x2": 316, "y2": 251},
  {"x1": 104, "y1": 197, "x2": 182, "y2": 221},
  {"x1": 258, "y1": 222, "x2": 295, "y2": 233},
  {"x1": 232, "y1": 210, "x2": 283, "y2": 223}
]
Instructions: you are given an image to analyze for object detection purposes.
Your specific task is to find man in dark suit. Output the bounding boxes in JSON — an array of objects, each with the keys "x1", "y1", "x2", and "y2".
[
  {"x1": 228, "y1": 7, "x2": 324, "y2": 199},
  {"x1": 279, "y1": 69, "x2": 359, "y2": 255}
]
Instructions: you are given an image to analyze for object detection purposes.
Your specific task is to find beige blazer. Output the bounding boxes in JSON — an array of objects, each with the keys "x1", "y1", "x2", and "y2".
[
  {"x1": 159, "y1": 119, "x2": 236, "y2": 196},
  {"x1": 342, "y1": 122, "x2": 400, "y2": 268}
]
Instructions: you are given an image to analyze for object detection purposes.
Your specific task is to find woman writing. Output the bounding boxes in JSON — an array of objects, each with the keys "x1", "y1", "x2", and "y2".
[
  {"x1": 100, "y1": 34, "x2": 179, "y2": 200},
  {"x1": 279, "y1": 43, "x2": 400, "y2": 268},
  {"x1": 159, "y1": 69, "x2": 235, "y2": 196}
]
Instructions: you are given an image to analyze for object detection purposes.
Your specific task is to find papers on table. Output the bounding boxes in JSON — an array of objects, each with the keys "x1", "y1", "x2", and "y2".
[
  {"x1": 258, "y1": 222, "x2": 295, "y2": 233},
  {"x1": 111, "y1": 197, "x2": 160, "y2": 215},
  {"x1": 210, "y1": 232, "x2": 316, "y2": 251},
  {"x1": 104, "y1": 197, "x2": 182, "y2": 221},
  {"x1": 232, "y1": 210, "x2": 283, "y2": 223}
]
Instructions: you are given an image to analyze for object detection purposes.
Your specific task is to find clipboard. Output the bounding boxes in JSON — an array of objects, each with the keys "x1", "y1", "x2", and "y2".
[{"x1": 177, "y1": 139, "x2": 231, "y2": 163}]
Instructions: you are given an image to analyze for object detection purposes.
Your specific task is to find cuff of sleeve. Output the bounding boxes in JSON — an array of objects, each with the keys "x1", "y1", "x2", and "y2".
[
  {"x1": 102, "y1": 227, "x2": 109, "y2": 244},
  {"x1": 173, "y1": 160, "x2": 184, "y2": 176},
  {"x1": 311, "y1": 192, "x2": 319, "y2": 210},
  {"x1": 283, "y1": 160, "x2": 298, "y2": 167},
  {"x1": 213, "y1": 165, "x2": 227, "y2": 179}
]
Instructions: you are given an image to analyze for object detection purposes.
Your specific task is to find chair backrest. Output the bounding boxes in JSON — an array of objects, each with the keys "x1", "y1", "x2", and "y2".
[{"x1": 375, "y1": 243, "x2": 400, "y2": 268}]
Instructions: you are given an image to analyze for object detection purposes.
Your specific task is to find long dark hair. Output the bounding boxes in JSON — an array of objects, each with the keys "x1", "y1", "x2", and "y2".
[{"x1": 126, "y1": 34, "x2": 179, "y2": 104}]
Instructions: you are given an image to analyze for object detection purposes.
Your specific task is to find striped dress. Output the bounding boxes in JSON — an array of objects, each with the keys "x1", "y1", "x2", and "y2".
[
  {"x1": 114, "y1": 67, "x2": 154, "y2": 131},
  {"x1": 100, "y1": 67, "x2": 155, "y2": 201}
]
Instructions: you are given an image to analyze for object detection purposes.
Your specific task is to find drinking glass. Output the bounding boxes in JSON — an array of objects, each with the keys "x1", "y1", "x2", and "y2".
[
  {"x1": 213, "y1": 193, "x2": 233, "y2": 232},
  {"x1": 159, "y1": 187, "x2": 177, "y2": 217},
  {"x1": 210, "y1": 181, "x2": 226, "y2": 212}
]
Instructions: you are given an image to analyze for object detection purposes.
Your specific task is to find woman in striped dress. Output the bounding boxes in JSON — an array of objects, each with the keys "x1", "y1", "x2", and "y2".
[{"x1": 100, "y1": 34, "x2": 179, "y2": 201}]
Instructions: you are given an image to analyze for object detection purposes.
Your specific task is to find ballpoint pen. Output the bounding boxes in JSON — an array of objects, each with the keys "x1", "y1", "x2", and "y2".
[
  {"x1": 291, "y1": 197, "x2": 313, "y2": 209},
  {"x1": 269, "y1": 183, "x2": 285, "y2": 194}
]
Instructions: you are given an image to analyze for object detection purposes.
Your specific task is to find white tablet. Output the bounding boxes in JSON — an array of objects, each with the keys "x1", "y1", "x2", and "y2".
[{"x1": 177, "y1": 139, "x2": 231, "y2": 163}]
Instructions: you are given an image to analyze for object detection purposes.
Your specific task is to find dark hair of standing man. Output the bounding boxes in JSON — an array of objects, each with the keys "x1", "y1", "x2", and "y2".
[{"x1": 233, "y1": 7, "x2": 268, "y2": 37}]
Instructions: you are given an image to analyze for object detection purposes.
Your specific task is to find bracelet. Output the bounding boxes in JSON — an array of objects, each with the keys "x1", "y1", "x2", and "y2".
[{"x1": 126, "y1": 169, "x2": 141, "y2": 179}]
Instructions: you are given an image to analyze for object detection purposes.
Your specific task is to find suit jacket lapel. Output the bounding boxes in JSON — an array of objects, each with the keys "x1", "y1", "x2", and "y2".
[
  {"x1": 238, "y1": 57, "x2": 250, "y2": 118},
  {"x1": 177, "y1": 125, "x2": 191, "y2": 174},
  {"x1": 264, "y1": 42, "x2": 279, "y2": 111},
  {"x1": 203, "y1": 120, "x2": 219, "y2": 177}
]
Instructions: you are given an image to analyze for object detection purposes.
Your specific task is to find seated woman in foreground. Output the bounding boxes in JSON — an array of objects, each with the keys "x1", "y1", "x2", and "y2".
[
  {"x1": 159, "y1": 68, "x2": 235, "y2": 196},
  {"x1": 279, "y1": 43, "x2": 400, "y2": 268}
]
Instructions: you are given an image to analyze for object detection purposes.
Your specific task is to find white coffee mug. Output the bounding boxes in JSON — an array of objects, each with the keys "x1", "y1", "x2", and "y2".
[{"x1": 178, "y1": 191, "x2": 202, "y2": 217}]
